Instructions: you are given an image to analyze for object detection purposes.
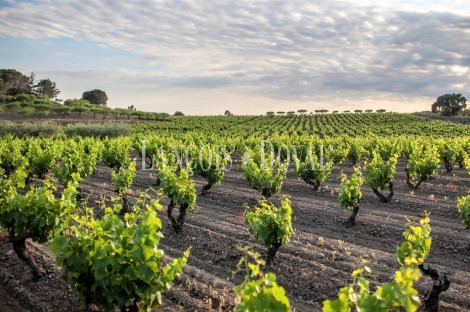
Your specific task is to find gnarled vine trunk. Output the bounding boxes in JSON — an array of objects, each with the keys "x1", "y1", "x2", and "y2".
[
  {"x1": 9, "y1": 230, "x2": 45, "y2": 281},
  {"x1": 444, "y1": 160, "x2": 453, "y2": 173},
  {"x1": 167, "y1": 199, "x2": 189, "y2": 233},
  {"x1": 266, "y1": 241, "x2": 282, "y2": 266},
  {"x1": 76, "y1": 186, "x2": 83, "y2": 200},
  {"x1": 118, "y1": 194, "x2": 133, "y2": 216},
  {"x1": 371, "y1": 182, "x2": 394, "y2": 203},
  {"x1": 303, "y1": 178, "x2": 320, "y2": 191},
  {"x1": 405, "y1": 168, "x2": 426, "y2": 189},
  {"x1": 120, "y1": 299, "x2": 139, "y2": 312},
  {"x1": 345, "y1": 204, "x2": 359, "y2": 227},
  {"x1": 201, "y1": 183, "x2": 212, "y2": 196},
  {"x1": 418, "y1": 264, "x2": 450, "y2": 312},
  {"x1": 261, "y1": 187, "x2": 272, "y2": 199}
]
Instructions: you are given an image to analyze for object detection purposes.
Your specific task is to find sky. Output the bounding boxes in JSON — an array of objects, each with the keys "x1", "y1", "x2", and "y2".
[{"x1": 0, "y1": 0, "x2": 469, "y2": 115}]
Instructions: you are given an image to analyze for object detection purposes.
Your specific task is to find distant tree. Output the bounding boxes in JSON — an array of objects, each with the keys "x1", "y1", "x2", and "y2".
[
  {"x1": 53, "y1": 106, "x2": 72, "y2": 118},
  {"x1": 120, "y1": 108, "x2": 133, "y2": 120},
  {"x1": 376, "y1": 109, "x2": 386, "y2": 113},
  {"x1": 72, "y1": 105, "x2": 90, "y2": 117},
  {"x1": 99, "y1": 107, "x2": 113, "y2": 120},
  {"x1": 333, "y1": 110, "x2": 338, "y2": 113},
  {"x1": 17, "y1": 107, "x2": 35, "y2": 116},
  {"x1": 35, "y1": 79, "x2": 60, "y2": 99},
  {"x1": 287, "y1": 111, "x2": 296, "y2": 116},
  {"x1": 0, "y1": 77, "x2": 7, "y2": 96},
  {"x1": 20, "y1": 102, "x2": 32, "y2": 108},
  {"x1": 354, "y1": 109, "x2": 363, "y2": 113},
  {"x1": 128, "y1": 105, "x2": 137, "y2": 110},
  {"x1": 297, "y1": 109, "x2": 307, "y2": 114},
  {"x1": 6, "y1": 102, "x2": 20, "y2": 113},
  {"x1": 88, "y1": 107, "x2": 100, "y2": 118},
  {"x1": 266, "y1": 111, "x2": 275, "y2": 116},
  {"x1": 224, "y1": 110, "x2": 232, "y2": 116},
  {"x1": 174, "y1": 111, "x2": 184, "y2": 116},
  {"x1": 64, "y1": 99, "x2": 90, "y2": 107},
  {"x1": 0, "y1": 69, "x2": 30, "y2": 95},
  {"x1": 15, "y1": 93, "x2": 35, "y2": 103},
  {"x1": 432, "y1": 93, "x2": 467, "y2": 116},
  {"x1": 112, "y1": 108, "x2": 121, "y2": 120},
  {"x1": 27, "y1": 72, "x2": 37, "y2": 94},
  {"x1": 365, "y1": 109, "x2": 373, "y2": 113},
  {"x1": 277, "y1": 111, "x2": 285, "y2": 115},
  {"x1": 32, "y1": 103, "x2": 51, "y2": 113},
  {"x1": 344, "y1": 110, "x2": 350, "y2": 113},
  {"x1": 82, "y1": 89, "x2": 108, "y2": 105}
]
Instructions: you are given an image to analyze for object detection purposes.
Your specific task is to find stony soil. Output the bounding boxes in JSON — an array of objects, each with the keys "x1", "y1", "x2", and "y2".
[{"x1": 1, "y1": 154, "x2": 470, "y2": 311}]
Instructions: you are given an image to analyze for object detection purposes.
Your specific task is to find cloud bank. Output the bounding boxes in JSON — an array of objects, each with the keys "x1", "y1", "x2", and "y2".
[{"x1": 0, "y1": 0, "x2": 469, "y2": 113}]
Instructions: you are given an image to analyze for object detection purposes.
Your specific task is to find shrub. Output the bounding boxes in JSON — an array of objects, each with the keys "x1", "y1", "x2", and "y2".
[
  {"x1": 0, "y1": 121, "x2": 60, "y2": 138},
  {"x1": 63, "y1": 122, "x2": 131, "y2": 138}
]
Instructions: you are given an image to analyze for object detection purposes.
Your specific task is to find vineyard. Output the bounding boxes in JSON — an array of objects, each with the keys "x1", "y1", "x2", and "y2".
[{"x1": 0, "y1": 112, "x2": 470, "y2": 311}]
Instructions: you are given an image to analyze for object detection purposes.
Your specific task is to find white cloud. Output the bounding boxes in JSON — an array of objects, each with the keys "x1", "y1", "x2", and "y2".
[{"x1": 1, "y1": 0, "x2": 469, "y2": 114}]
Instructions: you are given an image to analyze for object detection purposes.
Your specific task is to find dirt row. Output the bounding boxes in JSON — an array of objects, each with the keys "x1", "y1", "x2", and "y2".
[{"x1": 1, "y1": 155, "x2": 470, "y2": 311}]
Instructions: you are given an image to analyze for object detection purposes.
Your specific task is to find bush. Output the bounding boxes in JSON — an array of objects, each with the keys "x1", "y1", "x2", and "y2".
[
  {"x1": 0, "y1": 121, "x2": 60, "y2": 138},
  {"x1": 52, "y1": 198, "x2": 189, "y2": 311},
  {"x1": 63, "y1": 122, "x2": 131, "y2": 138},
  {"x1": 17, "y1": 107, "x2": 35, "y2": 116}
]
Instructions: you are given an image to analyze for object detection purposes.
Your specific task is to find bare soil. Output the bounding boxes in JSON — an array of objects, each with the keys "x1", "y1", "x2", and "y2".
[{"x1": 1, "y1": 154, "x2": 470, "y2": 311}]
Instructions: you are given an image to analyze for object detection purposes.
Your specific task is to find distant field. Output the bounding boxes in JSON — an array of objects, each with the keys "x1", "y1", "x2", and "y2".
[{"x1": 131, "y1": 112, "x2": 470, "y2": 138}]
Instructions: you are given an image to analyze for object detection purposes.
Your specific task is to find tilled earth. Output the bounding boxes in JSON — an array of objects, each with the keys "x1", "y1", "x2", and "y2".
[{"x1": 1, "y1": 154, "x2": 470, "y2": 311}]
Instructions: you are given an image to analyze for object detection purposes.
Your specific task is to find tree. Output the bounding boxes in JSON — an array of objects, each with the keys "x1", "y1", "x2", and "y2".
[
  {"x1": 376, "y1": 109, "x2": 386, "y2": 113},
  {"x1": 53, "y1": 105, "x2": 72, "y2": 118},
  {"x1": 82, "y1": 89, "x2": 108, "y2": 105},
  {"x1": 71, "y1": 105, "x2": 90, "y2": 117},
  {"x1": 276, "y1": 111, "x2": 285, "y2": 115},
  {"x1": 431, "y1": 93, "x2": 467, "y2": 116},
  {"x1": 64, "y1": 98, "x2": 90, "y2": 107},
  {"x1": 354, "y1": 109, "x2": 363, "y2": 113},
  {"x1": 266, "y1": 111, "x2": 275, "y2": 116},
  {"x1": 174, "y1": 111, "x2": 184, "y2": 116},
  {"x1": 224, "y1": 110, "x2": 233, "y2": 116},
  {"x1": 99, "y1": 107, "x2": 113, "y2": 120},
  {"x1": 27, "y1": 72, "x2": 37, "y2": 94},
  {"x1": 297, "y1": 109, "x2": 307, "y2": 114},
  {"x1": 34, "y1": 79, "x2": 60, "y2": 99},
  {"x1": 0, "y1": 69, "x2": 30, "y2": 95},
  {"x1": 365, "y1": 109, "x2": 373, "y2": 113},
  {"x1": 286, "y1": 111, "x2": 295, "y2": 116}
]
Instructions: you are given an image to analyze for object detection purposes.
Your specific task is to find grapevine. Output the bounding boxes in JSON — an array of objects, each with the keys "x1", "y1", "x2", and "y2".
[
  {"x1": 337, "y1": 167, "x2": 363, "y2": 227},
  {"x1": 52, "y1": 195, "x2": 190, "y2": 311},
  {"x1": 364, "y1": 152, "x2": 397, "y2": 203},
  {"x1": 233, "y1": 246, "x2": 291, "y2": 312},
  {"x1": 244, "y1": 196, "x2": 294, "y2": 265},
  {"x1": 158, "y1": 164, "x2": 197, "y2": 233},
  {"x1": 0, "y1": 169, "x2": 78, "y2": 280},
  {"x1": 111, "y1": 160, "x2": 137, "y2": 215}
]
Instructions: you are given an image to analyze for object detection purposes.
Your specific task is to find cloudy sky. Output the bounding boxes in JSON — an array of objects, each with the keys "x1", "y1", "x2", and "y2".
[{"x1": 1, "y1": 0, "x2": 469, "y2": 115}]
